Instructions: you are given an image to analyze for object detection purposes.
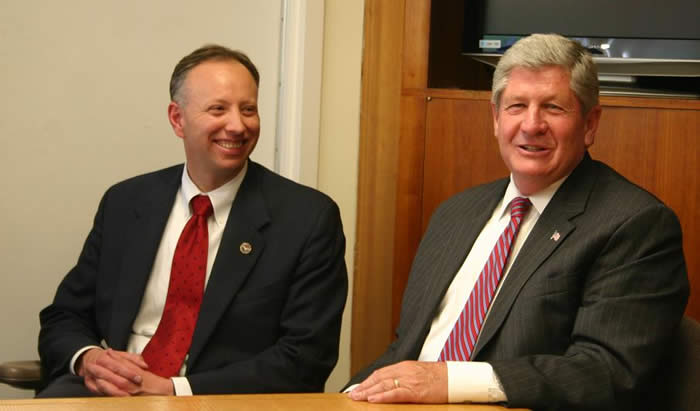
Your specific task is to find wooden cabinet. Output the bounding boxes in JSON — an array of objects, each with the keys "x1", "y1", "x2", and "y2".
[{"x1": 352, "y1": 0, "x2": 700, "y2": 374}]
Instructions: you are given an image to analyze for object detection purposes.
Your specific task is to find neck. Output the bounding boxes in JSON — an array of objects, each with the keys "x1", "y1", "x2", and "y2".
[{"x1": 186, "y1": 167, "x2": 242, "y2": 193}]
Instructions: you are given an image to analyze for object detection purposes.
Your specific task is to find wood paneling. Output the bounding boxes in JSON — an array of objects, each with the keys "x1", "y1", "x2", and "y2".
[
  {"x1": 389, "y1": 0, "x2": 432, "y2": 337},
  {"x1": 352, "y1": 0, "x2": 433, "y2": 375},
  {"x1": 392, "y1": 95, "x2": 427, "y2": 328},
  {"x1": 591, "y1": 104, "x2": 700, "y2": 319},
  {"x1": 402, "y1": 0, "x2": 430, "y2": 88},
  {"x1": 422, "y1": 95, "x2": 507, "y2": 228},
  {"x1": 351, "y1": 0, "x2": 405, "y2": 375}
]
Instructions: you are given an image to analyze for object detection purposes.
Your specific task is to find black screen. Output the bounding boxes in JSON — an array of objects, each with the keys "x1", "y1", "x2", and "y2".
[{"x1": 482, "y1": 0, "x2": 700, "y2": 40}]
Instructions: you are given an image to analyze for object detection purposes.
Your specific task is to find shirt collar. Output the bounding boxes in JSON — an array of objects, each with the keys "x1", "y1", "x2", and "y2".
[
  {"x1": 180, "y1": 161, "x2": 248, "y2": 226},
  {"x1": 497, "y1": 174, "x2": 569, "y2": 219}
]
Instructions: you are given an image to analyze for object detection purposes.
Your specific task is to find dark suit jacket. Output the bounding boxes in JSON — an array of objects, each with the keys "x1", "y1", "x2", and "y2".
[
  {"x1": 39, "y1": 161, "x2": 347, "y2": 394},
  {"x1": 348, "y1": 154, "x2": 688, "y2": 410}
]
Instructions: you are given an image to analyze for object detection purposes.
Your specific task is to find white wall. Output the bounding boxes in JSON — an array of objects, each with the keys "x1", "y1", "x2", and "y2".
[{"x1": 0, "y1": 0, "x2": 283, "y2": 398}]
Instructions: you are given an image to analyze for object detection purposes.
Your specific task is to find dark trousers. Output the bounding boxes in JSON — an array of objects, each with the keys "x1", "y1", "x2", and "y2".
[{"x1": 35, "y1": 374, "x2": 97, "y2": 398}]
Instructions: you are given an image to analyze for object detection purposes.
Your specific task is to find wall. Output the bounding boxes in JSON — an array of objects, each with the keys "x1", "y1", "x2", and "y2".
[
  {"x1": 318, "y1": 0, "x2": 363, "y2": 392},
  {"x1": 0, "y1": 0, "x2": 283, "y2": 398}
]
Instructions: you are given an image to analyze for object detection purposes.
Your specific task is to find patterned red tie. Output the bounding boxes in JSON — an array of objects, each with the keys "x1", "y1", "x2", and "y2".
[
  {"x1": 439, "y1": 197, "x2": 531, "y2": 361},
  {"x1": 142, "y1": 195, "x2": 213, "y2": 377}
]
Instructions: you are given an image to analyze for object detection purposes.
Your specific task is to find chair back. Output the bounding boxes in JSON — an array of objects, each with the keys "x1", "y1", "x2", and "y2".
[{"x1": 650, "y1": 316, "x2": 700, "y2": 410}]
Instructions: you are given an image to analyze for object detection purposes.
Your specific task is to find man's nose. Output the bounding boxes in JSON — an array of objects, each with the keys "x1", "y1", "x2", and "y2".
[
  {"x1": 521, "y1": 108, "x2": 548, "y2": 135},
  {"x1": 225, "y1": 110, "x2": 245, "y2": 133}
]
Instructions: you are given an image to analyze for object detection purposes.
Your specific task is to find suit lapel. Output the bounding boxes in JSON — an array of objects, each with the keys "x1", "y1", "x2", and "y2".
[
  {"x1": 402, "y1": 180, "x2": 508, "y2": 359},
  {"x1": 472, "y1": 154, "x2": 597, "y2": 357},
  {"x1": 187, "y1": 163, "x2": 270, "y2": 366},
  {"x1": 108, "y1": 166, "x2": 182, "y2": 349}
]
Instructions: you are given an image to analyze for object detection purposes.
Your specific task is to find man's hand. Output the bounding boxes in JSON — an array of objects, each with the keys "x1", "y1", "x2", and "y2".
[
  {"x1": 130, "y1": 368, "x2": 176, "y2": 396},
  {"x1": 348, "y1": 361, "x2": 448, "y2": 403},
  {"x1": 78, "y1": 348, "x2": 174, "y2": 396}
]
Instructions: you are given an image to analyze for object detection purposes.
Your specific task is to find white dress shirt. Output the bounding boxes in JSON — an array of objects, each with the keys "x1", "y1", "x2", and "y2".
[
  {"x1": 70, "y1": 162, "x2": 246, "y2": 396},
  {"x1": 417, "y1": 175, "x2": 566, "y2": 403}
]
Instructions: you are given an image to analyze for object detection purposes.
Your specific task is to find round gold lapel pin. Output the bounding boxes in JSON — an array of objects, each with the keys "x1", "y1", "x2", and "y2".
[{"x1": 239, "y1": 242, "x2": 252, "y2": 255}]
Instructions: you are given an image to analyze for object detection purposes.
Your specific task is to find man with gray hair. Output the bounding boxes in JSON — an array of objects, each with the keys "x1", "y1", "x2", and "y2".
[{"x1": 347, "y1": 33, "x2": 688, "y2": 410}]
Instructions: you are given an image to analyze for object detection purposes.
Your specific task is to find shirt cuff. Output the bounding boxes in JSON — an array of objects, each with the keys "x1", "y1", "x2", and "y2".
[
  {"x1": 172, "y1": 376, "x2": 193, "y2": 396},
  {"x1": 70, "y1": 346, "x2": 102, "y2": 375},
  {"x1": 446, "y1": 361, "x2": 507, "y2": 403}
]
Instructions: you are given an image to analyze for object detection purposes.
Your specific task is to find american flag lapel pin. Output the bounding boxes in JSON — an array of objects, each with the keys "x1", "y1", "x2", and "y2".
[{"x1": 550, "y1": 231, "x2": 561, "y2": 242}]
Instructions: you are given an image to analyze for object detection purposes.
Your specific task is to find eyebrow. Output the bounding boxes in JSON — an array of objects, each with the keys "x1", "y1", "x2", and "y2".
[{"x1": 503, "y1": 93, "x2": 569, "y2": 104}]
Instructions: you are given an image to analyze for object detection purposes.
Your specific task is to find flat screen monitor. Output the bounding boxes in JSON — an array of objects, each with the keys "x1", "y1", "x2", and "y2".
[{"x1": 462, "y1": 0, "x2": 700, "y2": 95}]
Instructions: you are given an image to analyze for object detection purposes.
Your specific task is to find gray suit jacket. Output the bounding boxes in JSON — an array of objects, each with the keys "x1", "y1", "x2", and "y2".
[{"x1": 349, "y1": 154, "x2": 689, "y2": 410}]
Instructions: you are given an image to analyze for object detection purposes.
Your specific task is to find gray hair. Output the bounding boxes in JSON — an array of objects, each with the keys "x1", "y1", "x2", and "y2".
[
  {"x1": 491, "y1": 33, "x2": 599, "y2": 114},
  {"x1": 170, "y1": 44, "x2": 259, "y2": 104}
]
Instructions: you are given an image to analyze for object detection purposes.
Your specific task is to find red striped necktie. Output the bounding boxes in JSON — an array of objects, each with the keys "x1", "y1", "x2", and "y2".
[{"x1": 439, "y1": 196, "x2": 531, "y2": 361}]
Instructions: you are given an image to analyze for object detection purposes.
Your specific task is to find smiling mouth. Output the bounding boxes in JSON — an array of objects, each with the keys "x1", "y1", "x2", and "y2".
[
  {"x1": 520, "y1": 145, "x2": 546, "y2": 152},
  {"x1": 216, "y1": 140, "x2": 244, "y2": 149}
]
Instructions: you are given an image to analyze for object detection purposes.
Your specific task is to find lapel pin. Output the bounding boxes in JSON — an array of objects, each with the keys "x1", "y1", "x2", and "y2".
[
  {"x1": 239, "y1": 242, "x2": 252, "y2": 255},
  {"x1": 550, "y1": 231, "x2": 561, "y2": 242}
]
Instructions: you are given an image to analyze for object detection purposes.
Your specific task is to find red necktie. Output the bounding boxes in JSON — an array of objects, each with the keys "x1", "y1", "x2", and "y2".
[
  {"x1": 142, "y1": 195, "x2": 213, "y2": 377},
  {"x1": 439, "y1": 197, "x2": 531, "y2": 361}
]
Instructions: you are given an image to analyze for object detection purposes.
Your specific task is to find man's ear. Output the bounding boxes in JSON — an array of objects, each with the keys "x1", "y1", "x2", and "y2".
[
  {"x1": 168, "y1": 101, "x2": 185, "y2": 139},
  {"x1": 583, "y1": 105, "x2": 602, "y2": 148},
  {"x1": 491, "y1": 102, "x2": 499, "y2": 137}
]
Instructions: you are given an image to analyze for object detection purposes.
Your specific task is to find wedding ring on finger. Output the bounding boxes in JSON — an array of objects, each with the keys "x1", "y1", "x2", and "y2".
[{"x1": 393, "y1": 378, "x2": 400, "y2": 389}]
